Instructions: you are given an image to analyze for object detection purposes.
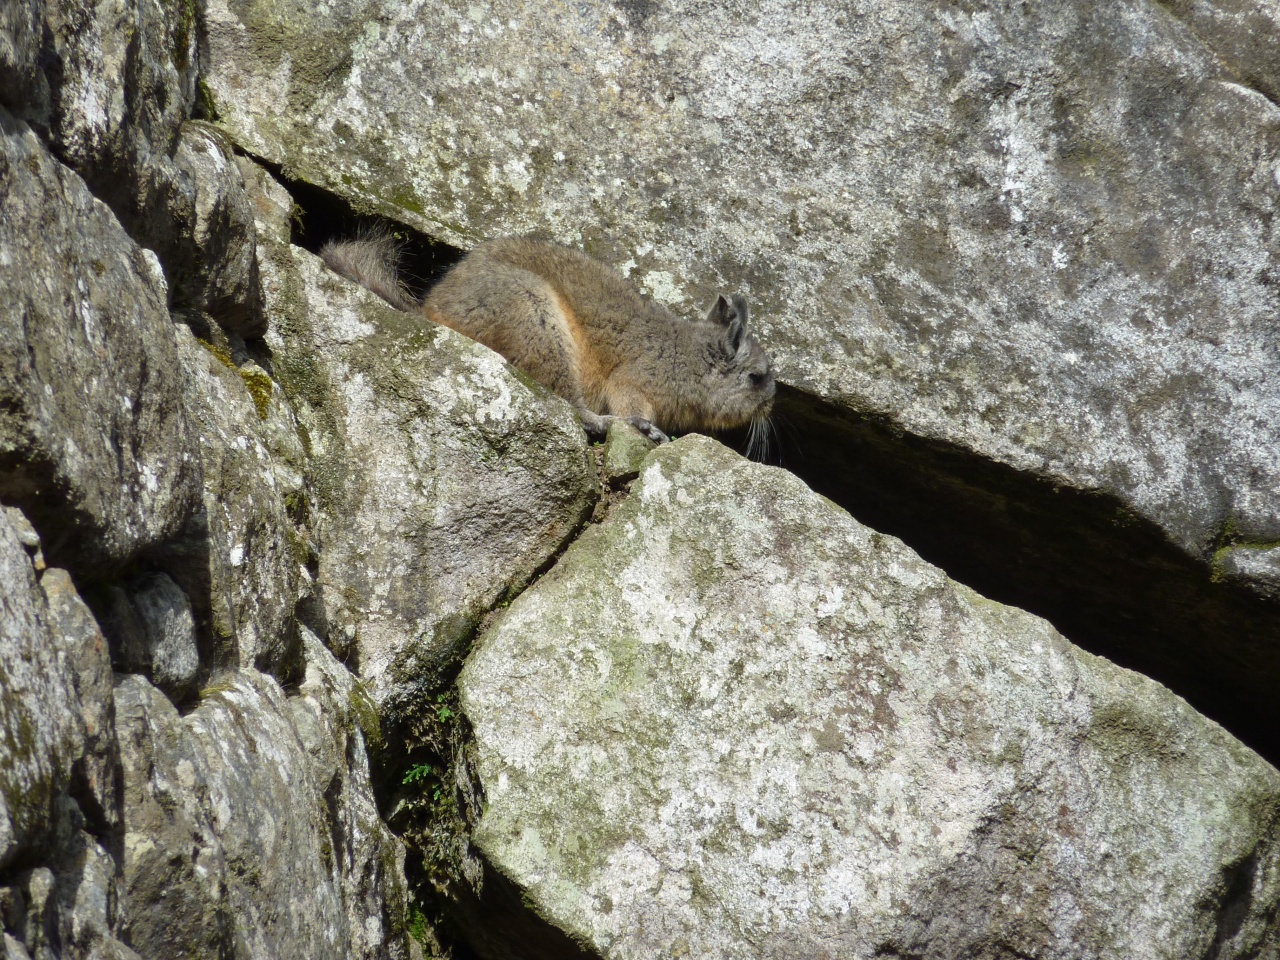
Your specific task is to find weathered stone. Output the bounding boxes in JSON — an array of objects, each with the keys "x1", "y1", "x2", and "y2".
[
  {"x1": 169, "y1": 123, "x2": 265, "y2": 337},
  {"x1": 114, "y1": 676, "x2": 233, "y2": 960},
  {"x1": 201, "y1": 0, "x2": 1280, "y2": 748},
  {"x1": 40, "y1": 569, "x2": 120, "y2": 832},
  {"x1": 0, "y1": 108, "x2": 200, "y2": 577},
  {"x1": 50, "y1": 830, "x2": 136, "y2": 960},
  {"x1": 40, "y1": 0, "x2": 198, "y2": 255},
  {"x1": 14, "y1": 869, "x2": 55, "y2": 960},
  {"x1": 460, "y1": 436, "x2": 1280, "y2": 959},
  {"x1": 0, "y1": 0, "x2": 46, "y2": 121},
  {"x1": 117, "y1": 662, "x2": 414, "y2": 960},
  {"x1": 0, "y1": 510, "x2": 83, "y2": 872},
  {"x1": 601, "y1": 421, "x2": 657, "y2": 487},
  {"x1": 113, "y1": 573, "x2": 201, "y2": 701},
  {"x1": 3, "y1": 506, "x2": 44, "y2": 571},
  {"x1": 290, "y1": 627, "x2": 419, "y2": 960},
  {"x1": 169, "y1": 323, "x2": 306, "y2": 681},
  {"x1": 246, "y1": 163, "x2": 599, "y2": 712}
]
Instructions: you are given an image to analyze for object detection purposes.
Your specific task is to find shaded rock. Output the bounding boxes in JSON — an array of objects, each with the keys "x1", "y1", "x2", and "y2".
[
  {"x1": 601, "y1": 421, "x2": 656, "y2": 487},
  {"x1": 114, "y1": 676, "x2": 232, "y2": 960},
  {"x1": 169, "y1": 123, "x2": 265, "y2": 337},
  {"x1": 460, "y1": 436, "x2": 1280, "y2": 960},
  {"x1": 0, "y1": 509, "x2": 83, "y2": 872},
  {"x1": 40, "y1": 569, "x2": 120, "y2": 832},
  {"x1": 290, "y1": 627, "x2": 420, "y2": 960},
  {"x1": 117, "y1": 661, "x2": 416, "y2": 960},
  {"x1": 99, "y1": 574, "x2": 200, "y2": 703},
  {"x1": 48, "y1": 830, "x2": 136, "y2": 960},
  {"x1": 0, "y1": 0, "x2": 47, "y2": 121},
  {"x1": 201, "y1": 0, "x2": 1280, "y2": 748},
  {"x1": 0, "y1": 107, "x2": 199, "y2": 577},
  {"x1": 166, "y1": 323, "x2": 307, "y2": 681},
  {"x1": 245, "y1": 163, "x2": 598, "y2": 713},
  {"x1": 40, "y1": 0, "x2": 197, "y2": 257}
]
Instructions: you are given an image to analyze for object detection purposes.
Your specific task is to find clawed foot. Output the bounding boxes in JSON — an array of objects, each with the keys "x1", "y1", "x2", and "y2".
[
  {"x1": 577, "y1": 409, "x2": 670, "y2": 444},
  {"x1": 624, "y1": 416, "x2": 670, "y2": 444}
]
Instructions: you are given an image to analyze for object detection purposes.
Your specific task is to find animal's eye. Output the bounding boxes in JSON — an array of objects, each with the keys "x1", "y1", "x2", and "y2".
[{"x1": 749, "y1": 372, "x2": 767, "y2": 387}]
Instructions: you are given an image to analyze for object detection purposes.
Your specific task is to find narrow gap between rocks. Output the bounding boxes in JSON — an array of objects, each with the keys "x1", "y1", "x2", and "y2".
[
  {"x1": 766, "y1": 385, "x2": 1280, "y2": 767},
  {"x1": 261, "y1": 171, "x2": 1280, "y2": 957},
  {"x1": 272, "y1": 162, "x2": 1280, "y2": 765}
]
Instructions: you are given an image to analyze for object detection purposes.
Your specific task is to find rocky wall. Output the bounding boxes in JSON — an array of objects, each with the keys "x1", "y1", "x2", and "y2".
[{"x1": 2, "y1": 0, "x2": 1279, "y2": 958}]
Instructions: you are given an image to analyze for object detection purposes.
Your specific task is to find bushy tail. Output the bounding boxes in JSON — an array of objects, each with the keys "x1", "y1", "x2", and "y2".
[{"x1": 320, "y1": 231, "x2": 417, "y2": 311}]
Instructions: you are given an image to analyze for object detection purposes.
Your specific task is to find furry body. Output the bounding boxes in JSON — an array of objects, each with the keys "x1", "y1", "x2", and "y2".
[{"x1": 322, "y1": 235, "x2": 775, "y2": 441}]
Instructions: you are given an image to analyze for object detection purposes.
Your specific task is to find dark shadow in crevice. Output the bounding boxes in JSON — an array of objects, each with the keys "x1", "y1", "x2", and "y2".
[
  {"x1": 251, "y1": 157, "x2": 465, "y2": 301},
  {"x1": 767, "y1": 384, "x2": 1280, "y2": 767}
]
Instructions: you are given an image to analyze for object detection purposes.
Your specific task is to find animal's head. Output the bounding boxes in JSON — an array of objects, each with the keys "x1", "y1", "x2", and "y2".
[{"x1": 692, "y1": 293, "x2": 775, "y2": 431}]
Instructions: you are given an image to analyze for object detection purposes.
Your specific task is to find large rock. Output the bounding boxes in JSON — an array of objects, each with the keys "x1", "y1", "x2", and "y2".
[
  {"x1": 116, "y1": 653, "x2": 416, "y2": 960},
  {"x1": 40, "y1": 568, "x2": 120, "y2": 833},
  {"x1": 0, "y1": 0, "x2": 45, "y2": 120},
  {"x1": 460, "y1": 436, "x2": 1280, "y2": 960},
  {"x1": 39, "y1": 0, "x2": 197, "y2": 248},
  {"x1": 167, "y1": 124, "x2": 265, "y2": 337},
  {"x1": 166, "y1": 322, "x2": 307, "y2": 680},
  {"x1": 243, "y1": 162, "x2": 598, "y2": 713},
  {"x1": 0, "y1": 510, "x2": 82, "y2": 872},
  {"x1": 201, "y1": 0, "x2": 1280, "y2": 752},
  {"x1": 0, "y1": 108, "x2": 200, "y2": 576}
]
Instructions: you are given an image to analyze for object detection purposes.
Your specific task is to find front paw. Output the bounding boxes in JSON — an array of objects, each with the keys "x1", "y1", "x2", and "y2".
[{"x1": 628, "y1": 416, "x2": 670, "y2": 444}]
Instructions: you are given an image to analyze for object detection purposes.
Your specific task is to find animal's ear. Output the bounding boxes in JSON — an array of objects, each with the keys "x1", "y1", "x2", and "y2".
[
  {"x1": 706, "y1": 294, "x2": 733, "y2": 326},
  {"x1": 724, "y1": 316, "x2": 746, "y2": 357}
]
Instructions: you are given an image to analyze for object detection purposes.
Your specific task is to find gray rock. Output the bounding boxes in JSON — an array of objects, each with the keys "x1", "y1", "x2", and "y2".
[
  {"x1": 0, "y1": 0, "x2": 46, "y2": 121},
  {"x1": 117, "y1": 662, "x2": 415, "y2": 960},
  {"x1": 0, "y1": 108, "x2": 200, "y2": 577},
  {"x1": 50, "y1": 831, "x2": 135, "y2": 960},
  {"x1": 290, "y1": 627, "x2": 419, "y2": 960},
  {"x1": 169, "y1": 123, "x2": 265, "y2": 337},
  {"x1": 1217, "y1": 544, "x2": 1280, "y2": 604},
  {"x1": 460, "y1": 436, "x2": 1280, "y2": 959},
  {"x1": 169, "y1": 323, "x2": 306, "y2": 681},
  {"x1": 0, "y1": 510, "x2": 84, "y2": 872},
  {"x1": 200, "y1": 0, "x2": 1280, "y2": 743},
  {"x1": 114, "y1": 676, "x2": 233, "y2": 960},
  {"x1": 40, "y1": 569, "x2": 120, "y2": 831},
  {"x1": 246, "y1": 163, "x2": 599, "y2": 712},
  {"x1": 3, "y1": 506, "x2": 45, "y2": 571},
  {"x1": 40, "y1": 0, "x2": 197, "y2": 250},
  {"x1": 601, "y1": 421, "x2": 657, "y2": 487},
  {"x1": 200, "y1": 0, "x2": 1280, "y2": 553},
  {"x1": 100, "y1": 574, "x2": 200, "y2": 702}
]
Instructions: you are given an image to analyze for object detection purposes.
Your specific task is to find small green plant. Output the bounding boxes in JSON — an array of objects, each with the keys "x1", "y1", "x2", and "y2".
[
  {"x1": 435, "y1": 694, "x2": 454, "y2": 723},
  {"x1": 402, "y1": 762, "x2": 434, "y2": 785}
]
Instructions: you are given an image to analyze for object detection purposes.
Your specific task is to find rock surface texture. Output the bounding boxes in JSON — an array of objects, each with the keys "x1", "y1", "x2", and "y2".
[
  {"x1": 202, "y1": 0, "x2": 1280, "y2": 754},
  {"x1": 1, "y1": 0, "x2": 1279, "y2": 958},
  {"x1": 0, "y1": 108, "x2": 200, "y2": 576},
  {"x1": 462, "y1": 437, "x2": 1280, "y2": 959},
  {"x1": 245, "y1": 165, "x2": 598, "y2": 713}
]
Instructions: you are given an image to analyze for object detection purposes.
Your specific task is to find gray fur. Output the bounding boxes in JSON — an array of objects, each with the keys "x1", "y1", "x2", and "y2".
[
  {"x1": 323, "y1": 234, "x2": 776, "y2": 442},
  {"x1": 320, "y1": 233, "x2": 416, "y2": 311}
]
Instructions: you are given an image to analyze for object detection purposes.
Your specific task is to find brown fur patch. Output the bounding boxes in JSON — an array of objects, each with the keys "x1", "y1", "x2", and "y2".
[{"x1": 551, "y1": 289, "x2": 609, "y2": 406}]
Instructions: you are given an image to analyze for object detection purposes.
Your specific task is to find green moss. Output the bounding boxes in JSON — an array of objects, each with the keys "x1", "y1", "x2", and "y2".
[
  {"x1": 238, "y1": 368, "x2": 274, "y2": 420},
  {"x1": 1087, "y1": 702, "x2": 1182, "y2": 765},
  {"x1": 347, "y1": 681, "x2": 383, "y2": 753},
  {"x1": 195, "y1": 79, "x2": 221, "y2": 121},
  {"x1": 1209, "y1": 516, "x2": 1280, "y2": 582},
  {"x1": 197, "y1": 337, "x2": 235, "y2": 370}
]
